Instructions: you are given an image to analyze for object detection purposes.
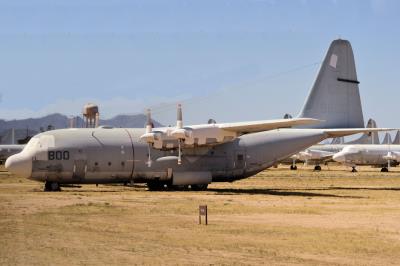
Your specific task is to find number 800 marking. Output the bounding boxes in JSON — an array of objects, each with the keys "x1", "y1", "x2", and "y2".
[{"x1": 48, "y1": 151, "x2": 70, "y2": 160}]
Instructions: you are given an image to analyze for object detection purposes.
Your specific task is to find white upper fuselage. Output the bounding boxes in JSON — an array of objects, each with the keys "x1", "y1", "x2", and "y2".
[{"x1": 333, "y1": 144, "x2": 400, "y2": 166}]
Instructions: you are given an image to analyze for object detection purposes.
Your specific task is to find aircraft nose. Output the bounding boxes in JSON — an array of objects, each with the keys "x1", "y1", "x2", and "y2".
[
  {"x1": 5, "y1": 153, "x2": 32, "y2": 178},
  {"x1": 332, "y1": 152, "x2": 346, "y2": 163}
]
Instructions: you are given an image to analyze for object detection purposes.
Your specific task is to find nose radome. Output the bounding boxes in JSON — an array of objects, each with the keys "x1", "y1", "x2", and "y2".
[
  {"x1": 332, "y1": 152, "x2": 346, "y2": 163},
  {"x1": 5, "y1": 153, "x2": 32, "y2": 178}
]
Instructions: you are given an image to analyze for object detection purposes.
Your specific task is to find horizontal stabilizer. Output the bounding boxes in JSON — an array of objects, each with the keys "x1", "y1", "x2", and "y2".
[{"x1": 324, "y1": 128, "x2": 396, "y2": 138}]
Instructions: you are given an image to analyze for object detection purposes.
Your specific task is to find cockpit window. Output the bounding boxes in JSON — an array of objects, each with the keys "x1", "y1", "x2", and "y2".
[
  {"x1": 23, "y1": 137, "x2": 40, "y2": 153},
  {"x1": 22, "y1": 135, "x2": 56, "y2": 154},
  {"x1": 342, "y1": 146, "x2": 358, "y2": 154}
]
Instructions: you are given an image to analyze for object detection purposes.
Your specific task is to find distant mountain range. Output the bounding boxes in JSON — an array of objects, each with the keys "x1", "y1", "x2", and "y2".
[{"x1": 0, "y1": 113, "x2": 163, "y2": 144}]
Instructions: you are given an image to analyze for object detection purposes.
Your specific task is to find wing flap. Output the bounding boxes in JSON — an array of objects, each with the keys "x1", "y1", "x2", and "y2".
[{"x1": 219, "y1": 118, "x2": 321, "y2": 133}]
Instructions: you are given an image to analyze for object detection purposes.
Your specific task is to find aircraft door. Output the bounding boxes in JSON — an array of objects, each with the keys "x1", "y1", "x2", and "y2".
[
  {"x1": 233, "y1": 149, "x2": 246, "y2": 176},
  {"x1": 73, "y1": 159, "x2": 87, "y2": 180}
]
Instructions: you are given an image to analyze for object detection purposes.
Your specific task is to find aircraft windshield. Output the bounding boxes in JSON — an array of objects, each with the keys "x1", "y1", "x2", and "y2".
[
  {"x1": 342, "y1": 146, "x2": 358, "y2": 154},
  {"x1": 23, "y1": 137, "x2": 40, "y2": 153}
]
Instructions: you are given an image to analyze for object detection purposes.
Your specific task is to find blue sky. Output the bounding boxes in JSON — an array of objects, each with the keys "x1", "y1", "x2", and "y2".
[{"x1": 0, "y1": 0, "x2": 399, "y2": 127}]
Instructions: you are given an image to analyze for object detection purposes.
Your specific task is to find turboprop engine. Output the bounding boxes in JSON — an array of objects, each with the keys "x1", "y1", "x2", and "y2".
[{"x1": 140, "y1": 104, "x2": 237, "y2": 165}]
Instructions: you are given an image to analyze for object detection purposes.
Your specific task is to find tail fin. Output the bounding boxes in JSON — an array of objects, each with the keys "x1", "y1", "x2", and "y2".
[
  {"x1": 298, "y1": 39, "x2": 364, "y2": 128},
  {"x1": 393, "y1": 130, "x2": 400, "y2": 144},
  {"x1": 381, "y1": 132, "x2": 392, "y2": 144},
  {"x1": 330, "y1": 137, "x2": 344, "y2": 144},
  {"x1": 346, "y1": 118, "x2": 379, "y2": 144}
]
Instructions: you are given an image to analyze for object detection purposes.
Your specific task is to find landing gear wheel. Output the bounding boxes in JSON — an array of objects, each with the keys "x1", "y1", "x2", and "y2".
[
  {"x1": 44, "y1": 181, "x2": 51, "y2": 191},
  {"x1": 314, "y1": 165, "x2": 321, "y2": 171},
  {"x1": 381, "y1": 167, "x2": 389, "y2": 172},
  {"x1": 290, "y1": 165, "x2": 297, "y2": 170},
  {"x1": 147, "y1": 181, "x2": 165, "y2": 191},
  {"x1": 44, "y1": 181, "x2": 60, "y2": 192},
  {"x1": 191, "y1": 184, "x2": 209, "y2": 191},
  {"x1": 351, "y1": 167, "x2": 358, "y2": 173}
]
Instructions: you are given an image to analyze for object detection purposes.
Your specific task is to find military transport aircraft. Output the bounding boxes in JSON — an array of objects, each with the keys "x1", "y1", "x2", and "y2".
[
  {"x1": 333, "y1": 144, "x2": 400, "y2": 172},
  {"x1": 287, "y1": 119, "x2": 380, "y2": 171},
  {"x1": 5, "y1": 39, "x2": 393, "y2": 191}
]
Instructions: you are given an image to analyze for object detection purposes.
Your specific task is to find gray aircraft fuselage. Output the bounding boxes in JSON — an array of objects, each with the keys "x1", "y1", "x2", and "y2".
[{"x1": 6, "y1": 127, "x2": 327, "y2": 185}]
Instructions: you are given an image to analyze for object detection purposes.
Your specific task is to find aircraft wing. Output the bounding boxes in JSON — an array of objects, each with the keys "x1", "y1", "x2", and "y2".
[
  {"x1": 324, "y1": 128, "x2": 396, "y2": 138},
  {"x1": 218, "y1": 118, "x2": 321, "y2": 134}
]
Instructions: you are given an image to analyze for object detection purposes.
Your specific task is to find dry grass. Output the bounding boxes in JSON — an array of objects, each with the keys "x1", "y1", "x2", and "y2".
[{"x1": 1, "y1": 165, "x2": 400, "y2": 265}]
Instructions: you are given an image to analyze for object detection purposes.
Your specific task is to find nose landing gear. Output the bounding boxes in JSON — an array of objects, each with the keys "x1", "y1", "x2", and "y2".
[
  {"x1": 314, "y1": 165, "x2": 321, "y2": 171},
  {"x1": 44, "y1": 181, "x2": 60, "y2": 192}
]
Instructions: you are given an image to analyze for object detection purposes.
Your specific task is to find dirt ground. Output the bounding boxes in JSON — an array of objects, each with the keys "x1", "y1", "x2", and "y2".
[{"x1": 1, "y1": 164, "x2": 400, "y2": 265}]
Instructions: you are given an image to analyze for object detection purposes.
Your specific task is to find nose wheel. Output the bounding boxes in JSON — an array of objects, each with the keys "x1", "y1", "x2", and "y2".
[
  {"x1": 314, "y1": 165, "x2": 321, "y2": 171},
  {"x1": 381, "y1": 167, "x2": 389, "y2": 172},
  {"x1": 44, "y1": 181, "x2": 61, "y2": 192},
  {"x1": 191, "y1": 184, "x2": 209, "y2": 191}
]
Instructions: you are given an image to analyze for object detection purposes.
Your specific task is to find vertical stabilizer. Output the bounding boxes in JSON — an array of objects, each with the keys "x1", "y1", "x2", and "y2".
[
  {"x1": 346, "y1": 118, "x2": 379, "y2": 144},
  {"x1": 393, "y1": 130, "x2": 400, "y2": 144},
  {"x1": 381, "y1": 133, "x2": 392, "y2": 145},
  {"x1": 330, "y1": 137, "x2": 344, "y2": 144},
  {"x1": 298, "y1": 39, "x2": 364, "y2": 128}
]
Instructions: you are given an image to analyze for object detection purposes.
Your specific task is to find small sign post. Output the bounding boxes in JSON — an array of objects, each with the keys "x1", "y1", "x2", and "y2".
[{"x1": 199, "y1": 205, "x2": 208, "y2": 225}]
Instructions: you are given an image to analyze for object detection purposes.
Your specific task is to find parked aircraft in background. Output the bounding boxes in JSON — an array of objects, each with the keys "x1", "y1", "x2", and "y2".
[
  {"x1": 5, "y1": 39, "x2": 393, "y2": 191},
  {"x1": 0, "y1": 145, "x2": 25, "y2": 165},
  {"x1": 287, "y1": 119, "x2": 379, "y2": 170},
  {"x1": 333, "y1": 144, "x2": 400, "y2": 172}
]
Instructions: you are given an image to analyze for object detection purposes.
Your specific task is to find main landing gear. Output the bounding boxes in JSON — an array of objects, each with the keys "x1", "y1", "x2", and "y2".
[
  {"x1": 44, "y1": 181, "x2": 61, "y2": 192},
  {"x1": 290, "y1": 159, "x2": 298, "y2": 170},
  {"x1": 146, "y1": 181, "x2": 208, "y2": 191},
  {"x1": 314, "y1": 165, "x2": 322, "y2": 171},
  {"x1": 351, "y1": 166, "x2": 358, "y2": 173},
  {"x1": 381, "y1": 167, "x2": 389, "y2": 172}
]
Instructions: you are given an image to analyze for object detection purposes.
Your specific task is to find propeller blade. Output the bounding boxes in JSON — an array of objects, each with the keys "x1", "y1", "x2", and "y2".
[
  {"x1": 146, "y1": 144, "x2": 152, "y2": 167},
  {"x1": 178, "y1": 139, "x2": 182, "y2": 165},
  {"x1": 177, "y1": 104, "x2": 183, "y2": 129},
  {"x1": 146, "y1": 108, "x2": 152, "y2": 133}
]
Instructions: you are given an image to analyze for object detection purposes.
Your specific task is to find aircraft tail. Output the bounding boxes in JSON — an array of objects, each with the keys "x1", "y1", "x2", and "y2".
[
  {"x1": 346, "y1": 118, "x2": 379, "y2": 144},
  {"x1": 393, "y1": 130, "x2": 400, "y2": 144},
  {"x1": 330, "y1": 137, "x2": 344, "y2": 144},
  {"x1": 298, "y1": 39, "x2": 364, "y2": 128},
  {"x1": 381, "y1": 132, "x2": 392, "y2": 144}
]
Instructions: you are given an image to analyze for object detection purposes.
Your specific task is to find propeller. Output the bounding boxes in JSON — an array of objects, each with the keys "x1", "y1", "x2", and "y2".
[
  {"x1": 142, "y1": 109, "x2": 154, "y2": 167},
  {"x1": 170, "y1": 104, "x2": 187, "y2": 165}
]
